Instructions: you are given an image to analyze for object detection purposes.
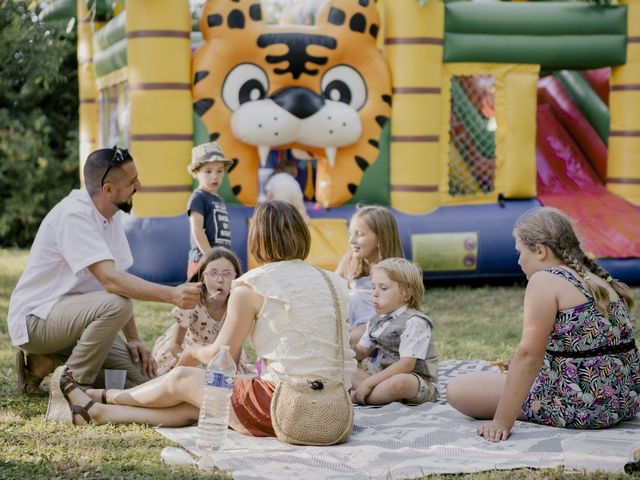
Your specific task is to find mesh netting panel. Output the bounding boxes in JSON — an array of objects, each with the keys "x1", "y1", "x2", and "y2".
[
  {"x1": 98, "y1": 80, "x2": 129, "y2": 147},
  {"x1": 448, "y1": 75, "x2": 496, "y2": 196}
]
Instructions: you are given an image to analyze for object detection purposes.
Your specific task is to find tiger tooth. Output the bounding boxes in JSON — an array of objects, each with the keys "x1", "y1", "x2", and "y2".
[
  {"x1": 325, "y1": 147, "x2": 336, "y2": 167},
  {"x1": 258, "y1": 146, "x2": 270, "y2": 167}
]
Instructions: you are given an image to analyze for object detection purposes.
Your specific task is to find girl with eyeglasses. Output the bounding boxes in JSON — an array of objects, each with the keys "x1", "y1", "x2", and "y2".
[{"x1": 151, "y1": 247, "x2": 254, "y2": 375}]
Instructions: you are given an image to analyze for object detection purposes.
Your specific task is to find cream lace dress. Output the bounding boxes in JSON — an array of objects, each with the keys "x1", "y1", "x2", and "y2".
[{"x1": 234, "y1": 260, "x2": 356, "y2": 386}]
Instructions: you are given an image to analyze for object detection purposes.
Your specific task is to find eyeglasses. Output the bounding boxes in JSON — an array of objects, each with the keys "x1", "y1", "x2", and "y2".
[
  {"x1": 203, "y1": 269, "x2": 235, "y2": 280},
  {"x1": 101, "y1": 145, "x2": 131, "y2": 186}
]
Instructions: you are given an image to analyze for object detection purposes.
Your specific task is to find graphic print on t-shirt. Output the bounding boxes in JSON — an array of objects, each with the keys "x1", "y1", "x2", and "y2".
[
  {"x1": 212, "y1": 205, "x2": 231, "y2": 246},
  {"x1": 187, "y1": 189, "x2": 232, "y2": 262}
]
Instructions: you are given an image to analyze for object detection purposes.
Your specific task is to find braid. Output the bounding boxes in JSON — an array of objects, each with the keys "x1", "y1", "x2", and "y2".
[
  {"x1": 514, "y1": 206, "x2": 635, "y2": 314},
  {"x1": 583, "y1": 256, "x2": 635, "y2": 310},
  {"x1": 558, "y1": 247, "x2": 611, "y2": 316},
  {"x1": 563, "y1": 244, "x2": 610, "y2": 315}
]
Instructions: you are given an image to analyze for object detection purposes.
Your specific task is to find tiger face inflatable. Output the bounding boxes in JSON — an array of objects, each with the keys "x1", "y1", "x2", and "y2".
[{"x1": 192, "y1": 0, "x2": 391, "y2": 207}]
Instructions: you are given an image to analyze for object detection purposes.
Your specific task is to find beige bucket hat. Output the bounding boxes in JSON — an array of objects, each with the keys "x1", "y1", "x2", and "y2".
[{"x1": 188, "y1": 142, "x2": 232, "y2": 175}]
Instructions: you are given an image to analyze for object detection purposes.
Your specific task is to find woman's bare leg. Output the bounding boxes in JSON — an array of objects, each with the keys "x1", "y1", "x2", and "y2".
[
  {"x1": 87, "y1": 366, "x2": 205, "y2": 408},
  {"x1": 66, "y1": 384, "x2": 199, "y2": 426},
  {"x1": 447, "y1": 373, "x2": 507, "y2": 419}
]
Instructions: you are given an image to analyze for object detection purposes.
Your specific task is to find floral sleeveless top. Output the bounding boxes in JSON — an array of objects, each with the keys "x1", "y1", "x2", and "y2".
[{"x1": 523, "y1": 267, "x2": 640, "y2": 429}]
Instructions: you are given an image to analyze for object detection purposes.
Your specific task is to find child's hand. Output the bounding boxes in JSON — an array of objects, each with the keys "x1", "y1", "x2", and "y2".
[
  {"x1": 351, "y1": 380, "x2": 375, "y2": 405},
  {"x1": 176, "y1": 347, "x2": 201, "y2": 367},
  {"x1": 168, "y1": 342, "x2": 183, "y2": 359},
  {"x1": 477, "y1": 420, "x2": 512, "y2": 442}
]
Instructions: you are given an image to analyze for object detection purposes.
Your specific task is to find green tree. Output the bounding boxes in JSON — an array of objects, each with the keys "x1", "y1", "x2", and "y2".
[{"x1": 0, "y1": 0, "x2": 79, "y2": 247}]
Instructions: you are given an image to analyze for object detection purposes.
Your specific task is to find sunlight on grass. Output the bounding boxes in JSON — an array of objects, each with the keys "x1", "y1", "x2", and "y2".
[{"x1": 1, "y1": 248, "x2": 638, "y2": 479}]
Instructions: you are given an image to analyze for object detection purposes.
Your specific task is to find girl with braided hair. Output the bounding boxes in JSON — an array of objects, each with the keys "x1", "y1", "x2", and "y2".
[{"x1": 448, "y1": 207, "x2": 640, "y2": 442}]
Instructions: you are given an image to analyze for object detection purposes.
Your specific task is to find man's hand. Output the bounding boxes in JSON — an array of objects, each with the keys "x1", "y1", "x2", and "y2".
[
  {"x1": 127, "y1": 339, "x2": 157, "y2": 377},
  {"x1": 172, "y1": 282, "x2": 203, "y2": 309}
]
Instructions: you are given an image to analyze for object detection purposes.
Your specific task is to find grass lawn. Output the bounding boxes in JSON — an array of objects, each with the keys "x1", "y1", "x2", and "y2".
[{"x1": 0, "y1": 248, "x2": 638, "y2": 479}]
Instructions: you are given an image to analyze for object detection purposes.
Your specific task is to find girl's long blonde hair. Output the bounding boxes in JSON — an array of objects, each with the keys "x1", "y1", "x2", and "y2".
[
  {"x1": 347, "y1": 205, "x2": 404, "y2": 280},
  {"x1": 514, "y1": 207, "x2": 634, "y2": 313}
]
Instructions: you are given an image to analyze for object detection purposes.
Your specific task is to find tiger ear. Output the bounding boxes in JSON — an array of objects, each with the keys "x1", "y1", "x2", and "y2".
[
  {"x1": 315, "y1": 0, "x2": 381, "y2": 45},
  {"x1": 199, "y1": 0, "x2": 266, "y2": 41}
]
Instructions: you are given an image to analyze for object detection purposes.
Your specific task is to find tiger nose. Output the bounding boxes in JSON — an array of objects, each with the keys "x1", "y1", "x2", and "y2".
[{"x1": 271, "y1": 87, "x2": 324, "y2": 119}]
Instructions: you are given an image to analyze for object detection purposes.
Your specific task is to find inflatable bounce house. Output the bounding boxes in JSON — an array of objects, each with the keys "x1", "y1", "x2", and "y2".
[{"x1": 40, "y1": 0, "x2": 640, "y2": 284}]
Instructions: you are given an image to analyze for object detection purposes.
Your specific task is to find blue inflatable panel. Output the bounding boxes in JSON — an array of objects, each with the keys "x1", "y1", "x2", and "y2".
[
  {"x1": 598, "y1": 258, "x2": 640, "y2": 286},
  {"x1": 123, "y1": 199, "x2": 640, "y2": 286},
  {"x1": 397, "y1": 199, "x2": 539, "y2": 282},
  {"x1": 122, "y1": 214, "x2": 190, "y2": 285}
]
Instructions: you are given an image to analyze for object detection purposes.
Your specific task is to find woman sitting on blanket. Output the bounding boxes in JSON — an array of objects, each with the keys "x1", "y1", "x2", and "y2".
[
  {"x1": 448, "y1": 207, "x2": 640, "y2": 442},
  {"x1": 46, "y1": 201, "x2": 357, "y2": 434},
  {"x1": 351, "y1": 258, "x2": 439, "y2": 406}
]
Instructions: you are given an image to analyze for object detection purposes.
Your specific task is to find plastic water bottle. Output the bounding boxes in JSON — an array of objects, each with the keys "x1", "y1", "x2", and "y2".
[{"x1": 196, "y1": 345, "x2": 236, "y2": 452}]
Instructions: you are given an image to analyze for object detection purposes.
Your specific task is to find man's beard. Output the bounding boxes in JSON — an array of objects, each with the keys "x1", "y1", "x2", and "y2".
[{"x1": 116, "y1": 200, "x2": 132, "y2": 214}]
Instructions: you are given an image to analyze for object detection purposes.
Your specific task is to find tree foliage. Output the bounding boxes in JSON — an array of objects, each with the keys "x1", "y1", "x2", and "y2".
[{"x1": 0, "y1": 0, "x2": 79, "y2": 247}]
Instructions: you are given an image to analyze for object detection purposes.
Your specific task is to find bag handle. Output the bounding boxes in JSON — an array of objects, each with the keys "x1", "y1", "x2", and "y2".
[{"x1": 312, "y1": 266, "x2": 346, "y2": 372}]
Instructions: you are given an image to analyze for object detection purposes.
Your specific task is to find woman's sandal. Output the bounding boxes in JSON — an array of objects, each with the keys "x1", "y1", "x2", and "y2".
[
  {"x1": 94, "y1": 389, "x2": 108, "y2": 404},
  {"x1": 71, "y1": 384, "x2": 108, "y2": 403},
  {"x1": 45, "y1": 366, "x2": 96, "y2": 424}
]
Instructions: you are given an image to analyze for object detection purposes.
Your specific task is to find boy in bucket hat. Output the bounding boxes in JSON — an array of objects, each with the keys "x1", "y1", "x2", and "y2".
[{"x1": 186, "y1": 142, "x2": 233, "y2": 278}]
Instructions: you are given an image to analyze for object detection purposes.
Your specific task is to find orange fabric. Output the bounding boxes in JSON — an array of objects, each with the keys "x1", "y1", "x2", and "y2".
[
  {"x1": 186, "y1": 261, "x2": 199, "y2": 280},
  {"x1": 231, "y1": 377, "x2": 276, "y2": 437}
]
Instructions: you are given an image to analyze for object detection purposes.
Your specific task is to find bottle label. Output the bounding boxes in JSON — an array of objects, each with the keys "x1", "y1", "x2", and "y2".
[{"x1": 204, "y1": 371, "x2": 234, "y2": 389}]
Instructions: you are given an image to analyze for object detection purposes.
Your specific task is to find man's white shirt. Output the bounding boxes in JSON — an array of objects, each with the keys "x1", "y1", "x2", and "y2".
[{"x1": 7, "y1": 188, "x2": 132, "y2": 346}]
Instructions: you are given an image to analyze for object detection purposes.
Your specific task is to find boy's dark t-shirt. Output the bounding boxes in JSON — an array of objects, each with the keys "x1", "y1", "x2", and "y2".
[{"x1": 187, "y1": 189, "x2": 232, "y2": 262}]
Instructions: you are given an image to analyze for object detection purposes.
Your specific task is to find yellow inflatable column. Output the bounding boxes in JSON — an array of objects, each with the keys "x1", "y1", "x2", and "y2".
[
  {"x1": 382, "y1": 0, "x2": 444, "y2": 214},
  {"x1": 77, "y1": 1, "x2": 102, "y2": 179},
  {"x1": 126, "y1": 0, "x2": 193, "y2": 216},
  {"x1": 608, "y1": 0, "x2": 640, "y2": 204}
]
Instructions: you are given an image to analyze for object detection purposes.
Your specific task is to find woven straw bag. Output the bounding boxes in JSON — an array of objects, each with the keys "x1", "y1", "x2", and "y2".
[{"x1": 270, "y1": 267, "x2": 354, "y2": 446}]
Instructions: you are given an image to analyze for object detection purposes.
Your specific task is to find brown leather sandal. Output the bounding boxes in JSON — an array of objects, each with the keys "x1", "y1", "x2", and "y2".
[
  {"x1": 45, "y1": 366, "x2": 96, "y2": 424},
  {"x1": 15, "y1": 350, "x2": 47, "y2": 397},
  {"x1": 91, "y1": 389, "x2": 109, "y2": 403},
  {"x1": 60, "y1": 369, "x2": 96, "y2": 424}
]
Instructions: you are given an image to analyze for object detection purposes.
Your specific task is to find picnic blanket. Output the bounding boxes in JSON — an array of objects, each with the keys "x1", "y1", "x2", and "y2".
[{"x1": 157, "y1": 360, "x2": 640, "y2": 478}]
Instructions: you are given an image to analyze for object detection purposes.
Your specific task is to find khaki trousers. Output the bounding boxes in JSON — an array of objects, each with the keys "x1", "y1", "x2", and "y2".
[{"x1": 21, "y1": 291, "x2": 153, "y2": 387}]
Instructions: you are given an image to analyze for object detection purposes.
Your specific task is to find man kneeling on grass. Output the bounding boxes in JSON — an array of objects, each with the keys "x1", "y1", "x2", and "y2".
[{"x1": 7, "y1": 146, "x2": 202, "y2": 396}]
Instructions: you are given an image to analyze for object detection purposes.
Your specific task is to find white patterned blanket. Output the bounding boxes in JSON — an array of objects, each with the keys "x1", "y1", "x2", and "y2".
[{"x1": 157, "y1": 360, "x2": 640, "y2": 479}]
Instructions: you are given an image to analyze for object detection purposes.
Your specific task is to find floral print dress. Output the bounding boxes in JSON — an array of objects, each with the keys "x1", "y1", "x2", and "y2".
[
  {"x1": 523, "y1": 267, "x2": 640, "y2": 429},
  {"x1": 152, "y1": 303, "x2": 254, "y2": 376}
]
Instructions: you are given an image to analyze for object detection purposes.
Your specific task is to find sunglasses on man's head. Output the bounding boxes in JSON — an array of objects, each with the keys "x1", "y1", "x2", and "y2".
[{"x1": 101, "y1": 146, "x2": 131, "y2": 186}]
